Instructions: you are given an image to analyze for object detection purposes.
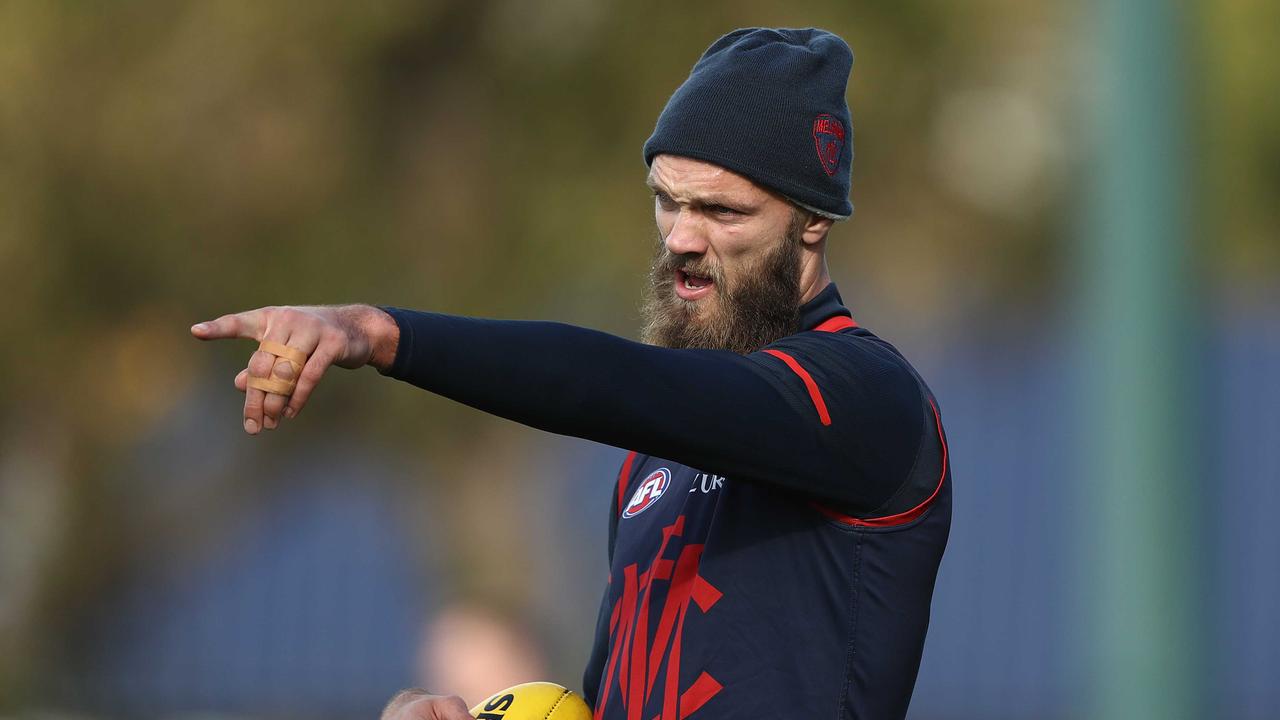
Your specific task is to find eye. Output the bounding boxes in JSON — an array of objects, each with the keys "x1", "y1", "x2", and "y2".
[
  {"x1": 707, "y1": 204, "x2": 740, "y2": 217},
  {"x1": 653, "y1": 191, "x2": 678, "y2": 211}
]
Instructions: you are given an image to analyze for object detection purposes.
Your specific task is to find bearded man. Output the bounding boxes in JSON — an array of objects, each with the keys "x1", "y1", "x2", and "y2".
[{"x1": 193, "y1": 27, "x2": 951, "y2": 720}]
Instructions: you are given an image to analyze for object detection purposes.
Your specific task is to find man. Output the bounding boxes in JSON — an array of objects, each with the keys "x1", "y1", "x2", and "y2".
[{"x1": 193, "y1": 27, "x2": 950, "y2": 720}]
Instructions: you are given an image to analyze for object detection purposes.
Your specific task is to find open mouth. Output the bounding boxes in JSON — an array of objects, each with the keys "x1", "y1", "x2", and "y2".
[{"x1": 675, "y1": 268, "x2": 714, "y2": 300}]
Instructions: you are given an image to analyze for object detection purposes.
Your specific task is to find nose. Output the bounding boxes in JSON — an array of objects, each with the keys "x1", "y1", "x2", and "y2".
[{"x1": 663, "y1": 210, "x2": 709, "y2": 256}]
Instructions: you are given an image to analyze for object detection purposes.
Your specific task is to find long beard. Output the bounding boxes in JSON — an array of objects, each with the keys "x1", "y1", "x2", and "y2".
[{"x1": 640, "y1": 216, "x2": 804, "y2": 354}]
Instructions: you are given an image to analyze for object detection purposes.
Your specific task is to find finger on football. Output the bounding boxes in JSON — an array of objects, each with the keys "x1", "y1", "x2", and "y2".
[{"x1": 435, "y1": 696, "x2": 472, "y2": 720}]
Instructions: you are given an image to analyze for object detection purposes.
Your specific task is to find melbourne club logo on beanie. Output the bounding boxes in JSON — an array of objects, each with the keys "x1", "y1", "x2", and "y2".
[
  {"x1": 812, "y1": 113, "x2": 846, "y2": 177},
  {"x1": 643, "y1": 27, "x2": 855, "y2": 219}
]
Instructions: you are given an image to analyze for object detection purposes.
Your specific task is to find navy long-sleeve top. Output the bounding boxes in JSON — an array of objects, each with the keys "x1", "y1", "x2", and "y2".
[{"x1": 383, "y1": 283, "x2": 951, "y2": 720}]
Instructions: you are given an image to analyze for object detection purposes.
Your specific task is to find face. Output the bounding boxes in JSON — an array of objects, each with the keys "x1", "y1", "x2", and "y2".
[{"x1": 641, "y1": 154, "x2": 814, "y2": 354}]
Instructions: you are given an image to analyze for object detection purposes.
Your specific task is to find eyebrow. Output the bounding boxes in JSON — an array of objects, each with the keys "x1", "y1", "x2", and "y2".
[{"x1": 644, "y1": 177, "x2": 754, "y2": 209}]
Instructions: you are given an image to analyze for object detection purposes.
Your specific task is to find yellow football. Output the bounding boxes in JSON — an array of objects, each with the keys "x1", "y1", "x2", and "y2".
[{"x1": 469, "y1": 682, "x2": 592, "y2": 720}]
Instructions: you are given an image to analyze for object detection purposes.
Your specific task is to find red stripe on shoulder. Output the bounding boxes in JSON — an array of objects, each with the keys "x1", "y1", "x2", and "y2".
[
  {"x1": 812, "y1": 397, "x2": 948, "y2": 528},
  {"x1": 616, "y1": 450, "x2": 638, "y2": 517},
  {"x1": 763, "y1": 349, "x2": 832, "y2": 426},
  {"x1": 813, "y1": 315, "x2": 857, "y2": 332}
]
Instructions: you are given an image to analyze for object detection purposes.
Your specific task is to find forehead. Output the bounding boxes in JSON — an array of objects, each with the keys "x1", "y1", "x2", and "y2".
[{"x1": 646, "y1": 154, "x2": 776, "y2": 203}]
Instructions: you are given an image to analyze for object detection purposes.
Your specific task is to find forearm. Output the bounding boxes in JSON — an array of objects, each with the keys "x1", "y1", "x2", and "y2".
[{"x1": 377, "y1": 308, "x2": 830, "y2": 486}]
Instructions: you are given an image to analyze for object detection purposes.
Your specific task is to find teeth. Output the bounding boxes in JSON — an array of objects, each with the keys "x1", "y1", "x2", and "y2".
[{"x1": 679, "y1": 271, "x2": 710, "y2": 292}]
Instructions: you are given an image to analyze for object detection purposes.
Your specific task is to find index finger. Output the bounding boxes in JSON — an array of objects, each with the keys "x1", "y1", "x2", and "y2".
[{"x1": 190, "y1": 309, "x2": 266, "y2": 341}]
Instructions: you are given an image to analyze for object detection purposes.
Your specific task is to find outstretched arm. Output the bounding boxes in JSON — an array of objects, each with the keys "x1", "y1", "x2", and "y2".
[
  {"x1": 191, "y1": 304, "x2": 923, "y2": 511},
  {"x1": 380, "y1": 309, "x2": 922, "y2": 510}
]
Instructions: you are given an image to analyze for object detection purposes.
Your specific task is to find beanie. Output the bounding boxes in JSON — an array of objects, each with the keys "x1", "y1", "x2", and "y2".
[{"x1": 643, "y1": 27, "x2": 855, "y2": 219}]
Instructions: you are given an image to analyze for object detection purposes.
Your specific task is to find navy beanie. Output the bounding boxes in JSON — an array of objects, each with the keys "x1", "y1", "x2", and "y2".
[{"x1": 643, "y1": 27, "x2": 855, "y2": 219}]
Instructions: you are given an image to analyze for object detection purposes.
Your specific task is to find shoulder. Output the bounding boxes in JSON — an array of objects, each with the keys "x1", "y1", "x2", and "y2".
[
  {"x1": 748, "y1": 326, "x2": 940, "y2": 514},
  {"x1": 748, "y1": 327, "x2": 925, "y2": 421}
]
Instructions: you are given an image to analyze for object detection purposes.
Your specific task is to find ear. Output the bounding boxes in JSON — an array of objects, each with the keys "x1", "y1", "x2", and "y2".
[{"x1": 799, "y1": 212, "x2": 834, "y2": 247}]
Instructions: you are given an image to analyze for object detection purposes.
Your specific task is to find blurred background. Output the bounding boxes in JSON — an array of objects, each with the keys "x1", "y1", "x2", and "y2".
[{"x1": 0, "y1": 1, "x2": 1276, "y2": 718}]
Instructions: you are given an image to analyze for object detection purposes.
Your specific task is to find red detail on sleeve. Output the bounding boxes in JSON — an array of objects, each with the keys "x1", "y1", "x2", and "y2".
[
  {"x1": 813, "y1": 315, "x2": 858, "y2": 332},
  {"x1": 811, "y1": 397, "x2": 949, "y2": 527},
  {"x1": 617, "y1": 451, "x2": 638, "y2": 517},
  {"x1": 763, "y1": 349, "x2": 832, "y2": 426}
]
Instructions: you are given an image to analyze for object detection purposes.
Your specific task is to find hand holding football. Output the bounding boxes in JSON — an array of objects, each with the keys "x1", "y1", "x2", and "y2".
[{"x1": 470, "y1": 682, "x2": 591, "y2": 720}]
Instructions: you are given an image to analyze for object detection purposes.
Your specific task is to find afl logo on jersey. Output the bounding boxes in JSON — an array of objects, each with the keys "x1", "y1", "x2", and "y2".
[{"x1": 623, "y1": 468, "x2": 672, "y2": 518}]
